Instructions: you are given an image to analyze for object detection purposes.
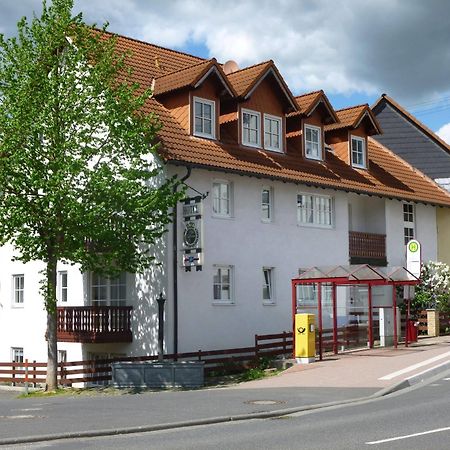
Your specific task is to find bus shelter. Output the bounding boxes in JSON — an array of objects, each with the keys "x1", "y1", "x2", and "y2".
[{"x1": 291, "y1": 265, "x2": 420, "y2": 360}]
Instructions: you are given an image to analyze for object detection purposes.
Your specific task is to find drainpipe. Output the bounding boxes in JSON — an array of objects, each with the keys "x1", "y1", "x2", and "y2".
[{"x1": 173, "y1": 166, "x2": 191, "y2": 357}]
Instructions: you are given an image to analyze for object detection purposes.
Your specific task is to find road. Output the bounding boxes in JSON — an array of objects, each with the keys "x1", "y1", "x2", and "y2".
[{"x1": 5, "y1": 373, "x2": 450, "y2": 449}]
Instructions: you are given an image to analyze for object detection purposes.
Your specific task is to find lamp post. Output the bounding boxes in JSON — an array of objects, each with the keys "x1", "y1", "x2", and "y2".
[{"x1": 156, "y1": 293, "x2": 166, "y2": 362}]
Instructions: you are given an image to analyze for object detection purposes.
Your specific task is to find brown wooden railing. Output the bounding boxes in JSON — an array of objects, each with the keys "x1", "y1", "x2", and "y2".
[
  {"x1": 349, "y1": 231, "x2": 386, "y2": 262},
  {"x1": 56, "y1": 306, "x2": 133, "y2": 343}
]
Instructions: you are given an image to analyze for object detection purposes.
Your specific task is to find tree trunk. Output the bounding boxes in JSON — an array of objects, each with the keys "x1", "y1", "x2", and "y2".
[{"x1": 45, "y1": 256, "x2": 58, "y2": 391}]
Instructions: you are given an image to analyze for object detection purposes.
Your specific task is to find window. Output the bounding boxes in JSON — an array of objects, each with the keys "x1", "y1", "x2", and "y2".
[
  {"x1": 403, "y1": 203, "x2": 415, "y2": 245},
  {"x1": 261, "y1": 187, "x2": 273, "y2": 222},
  {"x1": 193, "y1": 97, "x2": 215, "y2": 139},
  {"x1": 12, "y1": 274, "x2": 24, "y2": 305},
  {"x1": 351, "y1": 136, "x2": 366, "y2": 168},
  {"x1": 304, "y1": 124, "x2": 322, "y2": 160},
  {"x1": 264, "y1": 114, "x2": 282, "y2": 152},
  {"x1": 58, "y1": 350, "x2": 67, "y2": 364},
  {"x1": 11, "y1": 347, "x2": 24, "y2": 363},
  {"x1": 263, "y1": 268, "x2": 274, "y2": 303},
  {"x1": 242, "y1": 109, "x2": 261, "y2": 148},
  {"x1": 212, "y1": 181, "x2": 231, "y2": 217},
  {"x1": 91, "y1": 272, "x2": 126, "y2": 306},
  {"x1": 213, "y1": 266, "x2": 233, "y2": 303},
  {"x1": 58, "y1": 271, "x2": 68, "y2": 303},
  {"x1": 297, "y1": 193, "x2": 333, "y2": 227}
]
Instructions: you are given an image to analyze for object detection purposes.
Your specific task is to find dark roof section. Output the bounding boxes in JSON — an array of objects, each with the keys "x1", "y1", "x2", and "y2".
[
  {"x1": 325, "y1": 104, "x2": 382, "y2": 135},
  {"x1": 372, "y1": 95, "x2": 450, "y2": 180}
]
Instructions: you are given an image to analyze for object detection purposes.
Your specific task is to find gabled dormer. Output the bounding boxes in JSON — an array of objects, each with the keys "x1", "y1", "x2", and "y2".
[
  {"x1": 153, "y1": 58, "x2": 236, "y2": 141},
  {"x1": 286, "y1": 90, "x2": 338, "y2": 161},
  {"x1": 325, "y1": 104, "x2": 382, "y2": 169},
  {"x1": 224, "y1": 61, "x2": 298, "y2": 153}
]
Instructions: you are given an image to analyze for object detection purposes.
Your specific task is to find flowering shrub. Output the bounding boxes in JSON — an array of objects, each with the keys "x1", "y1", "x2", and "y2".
[{"x1": 413, "y1": 261, "x2": 450, "y2": 311}]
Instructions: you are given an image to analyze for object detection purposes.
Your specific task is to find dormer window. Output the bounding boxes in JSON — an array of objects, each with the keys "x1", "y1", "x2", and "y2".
[
  {"x1": 194, "y1": 97, "x2": 215, "y2": 139},
  {"x1": 264, "y1": 114, "x2": 282, "y2": 152},
  {"x1": 242, "y1": 109, "x2": 261, "y2": 148},
  {"x1": 351, "y1": 135, "x2": 366, "y2": 168},
  {"x1": 304, "y1": 124, "x2": 322, "y2": 160}
]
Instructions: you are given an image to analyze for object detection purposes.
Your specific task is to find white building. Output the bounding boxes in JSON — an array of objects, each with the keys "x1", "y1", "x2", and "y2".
[{"x1": 1, "y1": 33, "x2": 449, "y2": 365}]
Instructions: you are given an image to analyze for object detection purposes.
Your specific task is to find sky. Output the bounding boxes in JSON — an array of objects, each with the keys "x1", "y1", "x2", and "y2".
[{"x1": 1, "y1": 0, "x2": 450, "y2": 142}]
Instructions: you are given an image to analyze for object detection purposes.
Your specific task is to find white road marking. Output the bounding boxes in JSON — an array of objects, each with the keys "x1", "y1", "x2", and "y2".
[
  {"x1": 12, "y1": 408, "x2": 42, "y2": 411},
  {"x1": 443, "y1": 377, "x2": 450, "y2": 381},
  {"x1": 0, "y1": 415, "x2": 35, "y2": 419},
  {"x1": 378, "y1": 351, "x2": 450, "y2": 380},
  {"x1": 406, "y1": 359, "x2": 450, "y2": 381},
  {"x1": 366, "y1": 426, "x2": 450, "y2": 445}
]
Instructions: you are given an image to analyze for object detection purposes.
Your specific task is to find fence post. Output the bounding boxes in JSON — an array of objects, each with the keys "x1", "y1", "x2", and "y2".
[
  {"x1": 283, "y1": 331, "x2": 287, "y2": 354},
  {"x1": 254, "y1": 334, "x2": 259, "y2": 360},
  {"x1": 198, "y1": 350, "x2": 202, "y2": 362},
  {"x1": 24, "y1": 359, "x2": 29, "y2": 395},
  {"x1": 33, "y1": 360, "x2": 37, "y2": 387}
]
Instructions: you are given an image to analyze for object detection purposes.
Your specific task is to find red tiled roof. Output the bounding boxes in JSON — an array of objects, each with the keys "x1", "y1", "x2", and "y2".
[
  {"x1": 372, "y1": 94, "x2": 450, "y2": 154},
  {"x1": 288, "y1": 90, "x2": 338, "y2": 123},
  {"x1": 153, "y1": 58, "x2": 237, "y2": 97},
  {"x1": 112, "y1": 32, "x2": 450, "y2": 207},
  {"x1": 325, "y1": 104, "x2": 382, "y2": 134},
  {"x1": 227, "y1": 61, "x2": 273, "y2": 97}
]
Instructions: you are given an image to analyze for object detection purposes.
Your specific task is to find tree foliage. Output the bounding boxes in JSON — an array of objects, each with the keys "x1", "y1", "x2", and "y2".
[
  {"x1": 413, "y1": 261, "x2": 450, "y2": 312},
  {"x1": 0, "y1": 0, "x2": 183, "y2": 389}
]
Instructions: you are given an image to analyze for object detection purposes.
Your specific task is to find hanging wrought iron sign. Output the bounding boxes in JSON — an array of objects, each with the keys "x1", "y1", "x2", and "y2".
[{"x1": 182, "y1": 196, "x2": 203, "y2": 271}]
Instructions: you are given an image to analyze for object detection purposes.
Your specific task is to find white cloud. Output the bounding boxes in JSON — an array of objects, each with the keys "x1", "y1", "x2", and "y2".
[
  {"x1": 2, "y1": 0, "x2": 450, "y2": 102},
  {"x1": 437, "y1": 123, "x2": 450, "y2": 144}
]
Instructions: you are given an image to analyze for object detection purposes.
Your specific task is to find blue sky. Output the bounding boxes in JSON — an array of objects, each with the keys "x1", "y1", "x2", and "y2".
[{"x1": 1, "y1": 0, "x2": 450, "y2": 139}]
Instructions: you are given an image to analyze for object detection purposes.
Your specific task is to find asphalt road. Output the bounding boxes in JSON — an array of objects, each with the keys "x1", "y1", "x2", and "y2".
[{"x1": 4, "y1": 373, "x2": 450, "y2": 449}]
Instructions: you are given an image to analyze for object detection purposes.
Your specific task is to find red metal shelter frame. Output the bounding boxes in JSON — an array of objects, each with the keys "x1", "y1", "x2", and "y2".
[{"x1": 291, "y1": 265, "x2": 420, "y2": 360}]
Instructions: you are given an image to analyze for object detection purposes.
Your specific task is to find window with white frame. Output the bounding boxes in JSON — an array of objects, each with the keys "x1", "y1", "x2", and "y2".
[
  {"x1": 403, "y1": 202, "x2": 415, "y2": 245},
  {"x1": 351, "y1": 135, "x2": 366, "y2": 168},
  {"x1": 12, "y1": 274, "x2": 24, "y2": 305},
  {"x1": 58, "y1": 271, "x2": 68, "y2": 303},
  {"x1": 58, "y1": 350, "x2": 67, "y2": 363},
  {"x1": 91, "y1": 272, "x2": 126, "y2": 306},
  {"x1": 261, "y1": 187, "x2": 273, "y2": 222},
  {"x1": 11, "y1": 347, "x2": 23, "y2": 363},
  {"x1": 213, "y1": 266, "x2": 233, "y2": 303},
  {"x1": 264, "y1": 114, "x2": 282, "y2": 152},
  {"x1": 304, "y1": 124, "x2": 322, "y2": 160},
  {"x1": 212, "y1": 181, "x2": 232, "y2": 217},
  {"x1": 262, "y1": 268, "x2": 275, "y2": 303},
  {"x1": 242, "y1": 109, "x2": 261, "y2": 148},
  {"x1": 297, "y1": 193, "x2": 333, "y2": 227},
  {"x1": 193, "y1": 97, "x2": 215, "y2": 139}
]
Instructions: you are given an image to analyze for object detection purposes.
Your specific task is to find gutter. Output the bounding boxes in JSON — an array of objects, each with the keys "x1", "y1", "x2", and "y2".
[{"x1": 172, "y1": 166, "x2": 192, "y2": 356}]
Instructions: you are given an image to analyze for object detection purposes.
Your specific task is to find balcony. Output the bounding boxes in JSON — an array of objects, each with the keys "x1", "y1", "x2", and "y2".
[
  {"x1": 56, "y1": 306, "x2": 133, "y2": 343},
  {"x1": 349, "y1": 231, "x2": 387, "y2": 266}
]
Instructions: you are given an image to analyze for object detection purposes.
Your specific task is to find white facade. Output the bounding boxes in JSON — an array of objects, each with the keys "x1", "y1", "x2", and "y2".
[{"x1": 0, "y1": 165, "x2": 440, "y2": 363}]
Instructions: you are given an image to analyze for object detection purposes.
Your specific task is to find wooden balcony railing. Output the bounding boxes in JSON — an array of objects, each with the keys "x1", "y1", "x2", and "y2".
[
  {"x1": 349, "y1": 231, "x2": 387, "y2": 265},
  {"x1": 56, "y1": 306, "x2": 133, "y2": 343}
]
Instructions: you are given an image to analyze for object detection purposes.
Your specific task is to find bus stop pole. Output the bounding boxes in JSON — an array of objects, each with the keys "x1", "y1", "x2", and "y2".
[
  {"x1": 318, "y1": 282, "x2": 323, "y2": 361},
  {"x1": 332, "y1": 283, "x2": 338, "y2": 355},
  {"x1": 291, "y1": 281, "x2": 297, "y2": 358},
  {"x1": 368, "y1": 284, "x2": 373, "y2": 349},
  {"x1": 392, "y1": 284, "x2": 398, "y2": 348}
]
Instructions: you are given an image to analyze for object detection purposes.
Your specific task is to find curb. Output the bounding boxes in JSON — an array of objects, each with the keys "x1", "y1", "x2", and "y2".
[{"x1": 1, "y1": 363, "x2": 450, "y2": 446}]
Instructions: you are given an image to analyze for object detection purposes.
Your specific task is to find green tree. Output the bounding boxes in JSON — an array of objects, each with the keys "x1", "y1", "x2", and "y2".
[
  {"x1": 413, "y1": 261, "x2": 450, "y2": 312},
  {"x1": 0, "y1": 0, "x2": 183, "y2": 390}
]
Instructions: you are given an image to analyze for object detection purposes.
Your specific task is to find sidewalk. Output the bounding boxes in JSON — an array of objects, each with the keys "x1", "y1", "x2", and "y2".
[{"x1": 0, "y1": 336, "x2": 449, "y2": 446}]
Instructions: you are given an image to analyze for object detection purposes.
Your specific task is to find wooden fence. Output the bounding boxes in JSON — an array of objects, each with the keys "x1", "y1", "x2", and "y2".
[{"x1": 0, "y1": 331, "x2": 294, "y2": 386}]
